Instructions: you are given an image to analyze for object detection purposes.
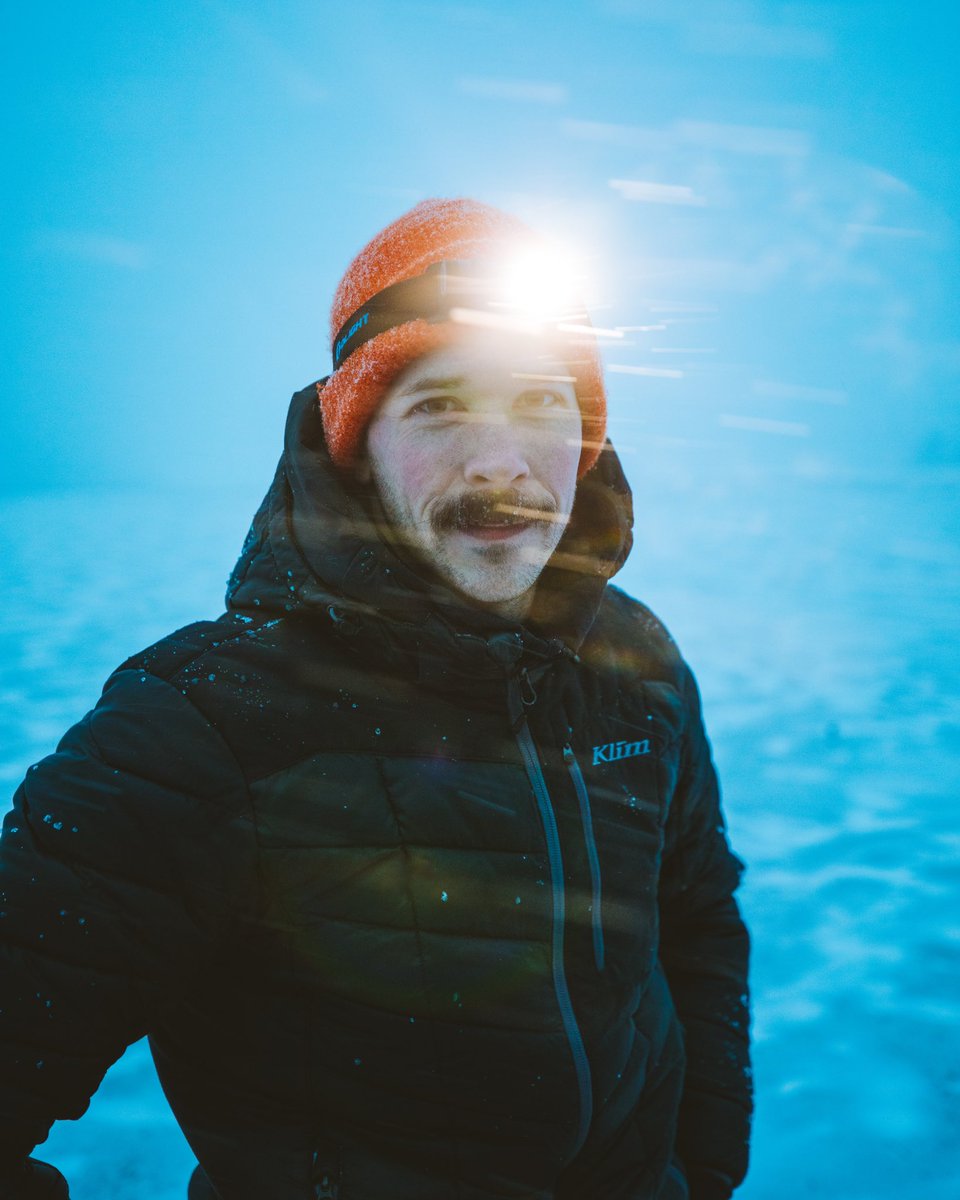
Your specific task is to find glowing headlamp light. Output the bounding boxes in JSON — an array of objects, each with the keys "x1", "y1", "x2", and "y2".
[{"x1": 331, "y1": 255, "x2": 590, "y2": 372}]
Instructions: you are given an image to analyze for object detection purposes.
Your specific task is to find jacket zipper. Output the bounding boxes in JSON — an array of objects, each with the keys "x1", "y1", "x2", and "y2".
[
  {"x1": 508, "y1": 672, "x2": 593, "y2": 1164},
  {"x1": 311, "y1": 1148, "x2": 340, "y2": 1199},
  {"x1": 563, "y1": 745, "x2": 605, "y2": 973}
]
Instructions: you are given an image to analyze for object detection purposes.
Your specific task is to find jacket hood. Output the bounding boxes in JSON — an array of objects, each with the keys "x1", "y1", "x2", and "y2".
[{"x1": 226, "y1": 382, "x2": 633, "y2": 680}]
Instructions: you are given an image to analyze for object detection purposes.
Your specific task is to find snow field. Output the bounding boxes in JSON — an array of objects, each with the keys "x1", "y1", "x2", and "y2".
[{"x1": 2, "y1": 463, "x2": 957, "y2": 1199}]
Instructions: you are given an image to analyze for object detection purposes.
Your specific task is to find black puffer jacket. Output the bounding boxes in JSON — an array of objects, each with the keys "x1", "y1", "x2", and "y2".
[{"x1": 0, "y1": 384, "x2": 751, "y2": 1200}]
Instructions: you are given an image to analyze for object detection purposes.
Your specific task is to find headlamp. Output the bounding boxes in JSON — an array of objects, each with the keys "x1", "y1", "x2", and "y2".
[{"x1": 331, "y1": 257, "x2": 591, "y2": 372}]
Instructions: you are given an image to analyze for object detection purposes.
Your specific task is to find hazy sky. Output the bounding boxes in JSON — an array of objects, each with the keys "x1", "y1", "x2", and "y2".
[{"x1": 2, "y1": 0, "x2": 957, "y2": 492}]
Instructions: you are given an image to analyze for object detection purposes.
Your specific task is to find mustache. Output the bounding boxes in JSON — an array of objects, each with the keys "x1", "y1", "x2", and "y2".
[{"x1": 431, "y1": 488, "x2": 564, "y2": 534}]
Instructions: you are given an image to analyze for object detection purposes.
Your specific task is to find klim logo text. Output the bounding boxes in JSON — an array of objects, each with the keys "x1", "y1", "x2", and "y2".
[{"x1": 592, "y1": 739, "x2": 651, "y2": 766}]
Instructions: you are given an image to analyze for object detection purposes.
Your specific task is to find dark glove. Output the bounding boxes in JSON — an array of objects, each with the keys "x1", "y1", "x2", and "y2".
[{"x1": 0, "y1": 1159, "x2": 69, "y2": 1200}]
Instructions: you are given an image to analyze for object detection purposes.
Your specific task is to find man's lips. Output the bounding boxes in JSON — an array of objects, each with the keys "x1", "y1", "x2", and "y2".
[
  {"x1": 431, "y1": 491, "x2": 559, "y2": 540},
  {"x1": 458, "y1": 521, "x2": 533, "y2": 542}
]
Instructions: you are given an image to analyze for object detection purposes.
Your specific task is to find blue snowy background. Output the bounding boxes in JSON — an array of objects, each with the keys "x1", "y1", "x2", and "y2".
[{"x1": 2, "y1": 2, "x2": 958, "y2": 1197}]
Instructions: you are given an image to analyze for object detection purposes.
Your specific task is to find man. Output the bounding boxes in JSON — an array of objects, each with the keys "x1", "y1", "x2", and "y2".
[{"x1": 0, "y1": 199, "x2": 751, "y2": 1200}]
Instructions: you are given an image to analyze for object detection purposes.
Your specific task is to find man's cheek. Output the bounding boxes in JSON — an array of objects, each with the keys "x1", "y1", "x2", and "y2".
[
  {"x1": 534, "y1": 422, "x2": 579, "y2": 469},
  {"x1": 401, "y1": 452, "x2": 446, "y2": 507}
]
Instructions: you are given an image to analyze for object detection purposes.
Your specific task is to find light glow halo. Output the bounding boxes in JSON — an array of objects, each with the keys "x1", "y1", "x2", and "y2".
[{"x1": 494, "y1": 247, "x2": 589, "y2": 325}]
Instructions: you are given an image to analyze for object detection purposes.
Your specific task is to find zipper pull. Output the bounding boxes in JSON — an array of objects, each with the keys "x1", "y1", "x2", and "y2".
[
  {"x1": 312, "y1": 1150, "x2": 340, "y2": 1199},
  {"x1": 507, "y1": 668, "x2": 537, "y2": 733}
]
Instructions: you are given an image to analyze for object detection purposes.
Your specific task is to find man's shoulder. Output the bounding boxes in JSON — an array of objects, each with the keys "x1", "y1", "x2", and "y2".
[
  {"x1": 115, "y1": 610, "x2": 292, "y2": 686},
  {"x1": 98, "y1": 609, "x2": 312, "y2": 770},
  {"x1": 592, "y1": 583, "x2": 682, "y2": 656},
  {"x1": 103, "y1": 607, "x2": 354, "y2": 785},
  {"x1": 584, "y1": 584, "x2": 688, "y2": 688}
]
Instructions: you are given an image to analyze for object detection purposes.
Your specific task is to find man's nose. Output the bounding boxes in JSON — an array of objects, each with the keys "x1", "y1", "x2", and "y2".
[{"x1": 461, "y1": 416, "x2": 531, "y2": 485}]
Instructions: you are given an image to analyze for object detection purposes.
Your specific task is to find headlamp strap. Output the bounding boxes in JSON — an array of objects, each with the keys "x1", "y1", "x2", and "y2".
[{"x1": 331, "y1": 261, "x2": 469, "y2": 371}]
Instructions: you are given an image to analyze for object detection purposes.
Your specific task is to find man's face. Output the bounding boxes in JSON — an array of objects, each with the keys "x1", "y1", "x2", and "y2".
[{"x1": 360, "y1": 333, "x2": 582, "y2": 618}]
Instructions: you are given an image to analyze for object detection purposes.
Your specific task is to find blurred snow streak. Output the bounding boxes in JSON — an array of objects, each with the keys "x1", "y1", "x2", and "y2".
[
  {"x1": 458, "y1": 77, "x2": 568, "y2": 104},
  {"x1": 31, "y1": 231, "x2": 152, "y2": 270}
]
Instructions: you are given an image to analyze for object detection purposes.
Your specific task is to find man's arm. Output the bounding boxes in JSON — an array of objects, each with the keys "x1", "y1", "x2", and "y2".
[
  {"x1": 658, "y1": 664, "x2": 752, "y2": 1200},
  {"x1": 0, "y1": 670, "x2": 254, "y2": 1191},
  {"x1": 0, "y1": 1158, "x2": 70, "y2": 1199}
]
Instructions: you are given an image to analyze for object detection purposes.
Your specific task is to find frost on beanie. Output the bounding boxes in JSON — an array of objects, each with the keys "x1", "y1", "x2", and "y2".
[{"x1": 318, "y1": 198, "x2": 607, "y2": 477}]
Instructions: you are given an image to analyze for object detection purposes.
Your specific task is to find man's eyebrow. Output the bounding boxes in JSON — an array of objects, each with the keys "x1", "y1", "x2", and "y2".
[{"x1": 395, "y1": 374, "x2": 466, "y2": 397}]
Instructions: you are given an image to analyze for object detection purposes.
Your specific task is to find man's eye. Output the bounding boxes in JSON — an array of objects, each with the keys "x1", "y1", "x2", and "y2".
[
  {"x1": 518, "y1": 390, "x2": 571, "y2": 413},
  {"x1": 410, "y1": 395, "x2": 459, "y2": 416}
]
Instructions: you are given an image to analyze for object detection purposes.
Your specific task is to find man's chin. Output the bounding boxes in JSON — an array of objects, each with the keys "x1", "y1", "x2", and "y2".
[
  {"x1": 440, "y1": 562, "x2": 543, "y2": 611},
  {"x1": 426, "y1": 528, "x2": 560, "y2": 613}
]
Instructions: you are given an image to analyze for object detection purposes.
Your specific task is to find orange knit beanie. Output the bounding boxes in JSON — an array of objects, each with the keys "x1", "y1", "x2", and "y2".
[{"x1": 319, "y1": 198, "x2": 607, "y2": 477}]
